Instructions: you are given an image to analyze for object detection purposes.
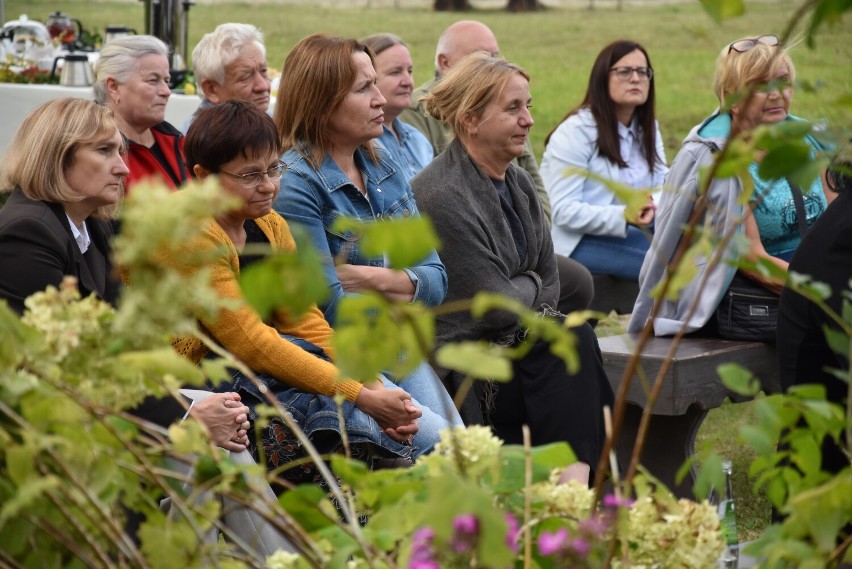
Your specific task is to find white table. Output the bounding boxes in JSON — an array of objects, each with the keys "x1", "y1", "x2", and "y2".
[{"x1": 0, "y1": 83, "x2": 201, "y2": 158}]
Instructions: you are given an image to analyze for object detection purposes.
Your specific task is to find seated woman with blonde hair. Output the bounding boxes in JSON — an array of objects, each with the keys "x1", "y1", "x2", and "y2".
[
  {"x1": 411, "y1": 53, "x2": 615, "y2": 485},
  {"x1": 629, "y1": 34, "x2": 833, "y2": 338},
  {"x1": 0, "y1": 97, "x2": 250, "y2": 451}
]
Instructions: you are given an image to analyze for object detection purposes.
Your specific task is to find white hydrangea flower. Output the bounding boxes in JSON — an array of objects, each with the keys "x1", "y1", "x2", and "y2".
[
  {"x1": 615, "y1": 496, "x2": 724, "y2": 568},
  {"x1": 423, "y1": 425, "x2": 503, "y2": 475},
  {"x1": 530, "y1": 472, "x2": 595, "y2": 519},
  {"x1": 265, "y1": 550, "x2": 302, "y2": 569}
]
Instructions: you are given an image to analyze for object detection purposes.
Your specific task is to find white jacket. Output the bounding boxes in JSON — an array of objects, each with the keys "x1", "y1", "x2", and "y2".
[{"x1": 540, "y1": 108, "x2": 667, "y2": 257}]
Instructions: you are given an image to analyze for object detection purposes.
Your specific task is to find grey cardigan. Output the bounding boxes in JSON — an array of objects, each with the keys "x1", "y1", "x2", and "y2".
[
  {"x1": 411, "y1": 138, "x2": 559, "y2": 346},
  {"x1": 628, "y1": 111, "x2": 742, "y2": 336}
]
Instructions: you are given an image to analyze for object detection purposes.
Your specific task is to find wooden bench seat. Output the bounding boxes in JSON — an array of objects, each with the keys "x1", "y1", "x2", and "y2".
[{"x1": 598, "y1": 333, "x2": 780, "y2": 497}]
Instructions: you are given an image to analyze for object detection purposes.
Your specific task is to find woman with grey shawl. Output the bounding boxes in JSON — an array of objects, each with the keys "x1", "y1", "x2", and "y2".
[{"x1": 410, "y1": 52, "x2": 614, "y2": 485}]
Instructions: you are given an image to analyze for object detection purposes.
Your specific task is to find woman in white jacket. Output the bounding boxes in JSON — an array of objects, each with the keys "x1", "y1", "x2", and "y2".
[{"x1": 540, "y1": 40, "x2": 667, "y2": 281}]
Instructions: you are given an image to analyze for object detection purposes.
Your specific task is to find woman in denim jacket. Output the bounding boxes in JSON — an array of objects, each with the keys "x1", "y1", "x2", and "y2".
[{"x1": 273, "y1": 34, "x2": 463, "y2": 448}]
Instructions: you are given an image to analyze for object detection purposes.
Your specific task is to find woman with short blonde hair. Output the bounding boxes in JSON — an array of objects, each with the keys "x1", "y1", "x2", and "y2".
[
  {"x1": 0, "y1": 98, "x2": 127, "y2": 313},
  {"x1": 629, "y1": 35, "x2": 832, "y2": 338},
  {"x1": 713, "y1": 38, "x2": 796, "y2": 110},
  {"x1": 4, "y1": 98, "x2": 122, "y2": 220}
]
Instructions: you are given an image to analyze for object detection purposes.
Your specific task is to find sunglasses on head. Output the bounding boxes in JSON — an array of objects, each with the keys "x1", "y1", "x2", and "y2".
[{"x1": 728, "y1": 34, "x2": 780, "y2": 54}]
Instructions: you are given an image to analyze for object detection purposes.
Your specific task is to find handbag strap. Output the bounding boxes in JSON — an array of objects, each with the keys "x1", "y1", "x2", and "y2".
[{"x1": 787, "y1": 178, "x2": 809, "y2": 239}]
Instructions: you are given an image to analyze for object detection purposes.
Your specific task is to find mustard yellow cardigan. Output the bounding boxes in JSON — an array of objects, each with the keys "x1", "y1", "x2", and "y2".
[{"x1": 171, "y1": 211, "x2": 363, "y2": 402}]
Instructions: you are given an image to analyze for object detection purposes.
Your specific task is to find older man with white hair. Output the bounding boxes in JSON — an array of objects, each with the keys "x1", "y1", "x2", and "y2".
[
  {"x1": 182, "y1": 23, "x2": 271, "y2": 133},
  {"x1": 402, "y1": 20, "x2": 594, "y2": 314}
]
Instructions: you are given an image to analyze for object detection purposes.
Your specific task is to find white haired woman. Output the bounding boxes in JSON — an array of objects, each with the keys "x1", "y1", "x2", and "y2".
[{"x1": 94, "y1": 35, "x2": 191, "y2": 191}]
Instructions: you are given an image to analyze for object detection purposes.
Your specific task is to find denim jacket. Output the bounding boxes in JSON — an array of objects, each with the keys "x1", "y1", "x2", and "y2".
[
  {"x1": 275, "y1": 145, "x2": 447, "y2": 324},
  {"x1": 373, "y1": 119, "x2": 433, "y2": 182}
]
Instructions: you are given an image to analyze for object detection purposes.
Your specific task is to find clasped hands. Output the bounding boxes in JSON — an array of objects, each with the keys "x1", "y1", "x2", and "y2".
[
  {"x1": 188, "y1": 392, "x2": 251, "y2": 452},
  {"x1": 355, "y1": 380, "x2": 421, "y2": 444}
]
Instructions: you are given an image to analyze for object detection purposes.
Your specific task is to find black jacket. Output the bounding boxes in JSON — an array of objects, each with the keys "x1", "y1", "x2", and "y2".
[{"x1": 0, "y1": 188, "x2": 121, "y2": 314}]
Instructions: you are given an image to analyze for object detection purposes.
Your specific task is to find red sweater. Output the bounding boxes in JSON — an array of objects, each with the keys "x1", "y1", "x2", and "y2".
[{"x1": 125, "y1": 122, "x2": 191, "y2": 192}]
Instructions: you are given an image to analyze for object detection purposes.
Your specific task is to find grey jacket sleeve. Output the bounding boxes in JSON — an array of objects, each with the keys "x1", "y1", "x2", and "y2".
[{"x1": 628, "y1": 139, "x2": 741, "y2": 336}]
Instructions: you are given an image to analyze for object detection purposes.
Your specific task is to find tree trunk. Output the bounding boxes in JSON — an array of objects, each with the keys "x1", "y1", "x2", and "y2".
[
  {"x1": 506, "y1": 0, "x2": 541, "y2": 11},
  {"x1": 434, "y1": 0, "x2": 472, "y2": 10}
]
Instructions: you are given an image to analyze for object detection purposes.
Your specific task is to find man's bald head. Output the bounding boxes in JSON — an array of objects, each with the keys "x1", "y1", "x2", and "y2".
[{"x1": 434, "y1": 20, "x2": 500, "y2": 78}]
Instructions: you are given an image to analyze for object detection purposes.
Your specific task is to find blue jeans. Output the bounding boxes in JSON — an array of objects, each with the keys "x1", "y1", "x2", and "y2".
[
  {"x1": 570, "y1": 226, "x2": 651, "y2": 281},
  {"x1": 215, "y1": 334, "x2": 449, "y2": 459},
  {"x1": 388, "y1": 361, "x2": 464, "y2": 456}
]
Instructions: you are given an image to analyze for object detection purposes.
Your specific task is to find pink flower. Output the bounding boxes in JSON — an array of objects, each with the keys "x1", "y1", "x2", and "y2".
[
  {"x1": 537, "y1": 528, "x2": 569, "y2": 556},
  {"x1": 504, "y1": 513, "x2": 521, "y2": 553},
  {"x1": 453, "y1": 514, "x2": 479, "y2": 536},
  {"x1": 568, "y1": 537, "x2": 590, "y2": 557},
  {"x1": 450, "y1": 514, "x2": 480, "y2": 553},
  {"x1": 603, "y1": 494, "x2": 635, "y2": 509},
  {"x1": 413, "y1": 527, "x2": 435, "y2": 548},
  {"x1": 578, "y1": 514, "x2": 608, "y2": 538},
  {"x1": 411, "y1": 526, "x2": 436, "y2": 563}
]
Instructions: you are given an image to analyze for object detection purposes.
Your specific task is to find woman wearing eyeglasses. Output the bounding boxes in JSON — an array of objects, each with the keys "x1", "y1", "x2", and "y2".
[
  {"x1": 176, "y1": 100, "x2": 433, "y2": 477},
  {"x1": 540, "y1": 40, "x2": 667, "y2": 283},
  {"x1": 628, "y1": 34, "x2": 833, "y2": 337}
]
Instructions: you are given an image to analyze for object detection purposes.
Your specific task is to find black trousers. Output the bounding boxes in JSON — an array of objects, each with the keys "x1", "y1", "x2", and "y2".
[
  {"x1": 486, "y1": 322, "x2": 614, "y2": 469},
  {"x1": 556, "y1": 254, "x2": 594, "y2": 314}
]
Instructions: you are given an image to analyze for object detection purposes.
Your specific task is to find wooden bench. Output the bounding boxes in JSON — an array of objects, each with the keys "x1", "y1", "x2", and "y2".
[{"x1": 598, "y1": 333, "x2": 780, "y2": 497}]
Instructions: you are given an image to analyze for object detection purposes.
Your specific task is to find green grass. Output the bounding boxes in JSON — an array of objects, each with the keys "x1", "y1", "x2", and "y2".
[
  {"x1": 9, "y1": 0, "x2": 852, "y2": 160},
  {"x1": 697, "y1": 397, "x2": 773, "y2": 542},
  {"x1": 595, "y1": 315, "x2": 772, "y2": 542},
  {"x1": 9, "y1": 0, "x2": 846, "y2": 544}
]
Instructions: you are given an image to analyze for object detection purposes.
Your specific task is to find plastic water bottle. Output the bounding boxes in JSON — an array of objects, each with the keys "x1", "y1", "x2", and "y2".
[{"x1": 716, "y1": 459, "x2": 739, "y2": 568}]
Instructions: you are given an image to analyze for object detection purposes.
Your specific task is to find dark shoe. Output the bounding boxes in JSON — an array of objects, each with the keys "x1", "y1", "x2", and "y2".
[{"x1": 372, "y1": 457, "x2": 414, "y2": 470}]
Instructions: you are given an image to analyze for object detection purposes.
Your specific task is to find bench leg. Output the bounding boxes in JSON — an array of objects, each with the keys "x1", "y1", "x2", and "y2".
[{"x1": 615, "y1": 403, "x2": 706, "y2": 499}]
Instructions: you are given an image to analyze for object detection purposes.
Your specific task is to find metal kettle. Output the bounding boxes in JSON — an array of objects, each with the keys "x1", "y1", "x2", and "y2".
[
  {"x1": 50, "y1": 53, "x2": 94, "y2": 87},
  {"x1": 104, "y1": 25, "x2": 137, "y2": 45}
]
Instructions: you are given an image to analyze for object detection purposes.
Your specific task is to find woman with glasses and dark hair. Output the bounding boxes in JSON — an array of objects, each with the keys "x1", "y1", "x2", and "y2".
[
  {"x1": 540, "y1": 40, "x2": 667, "y2": 283},
  {"x1": 272, "y1": 34, "x2": 463, "y2": 448},
  {"x1": 174, "y1": 99, "x2": 439, "y2": 476},
  {"x1": 629, "y1": 34, "x2": 833, "y2": 337}
]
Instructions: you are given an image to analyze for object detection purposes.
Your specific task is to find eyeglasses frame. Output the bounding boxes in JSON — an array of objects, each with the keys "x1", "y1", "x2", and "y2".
[
  {"x1": 728, "y1": 34, "x2": 780, "y2": 54},
  {"x1": 219, "y1": 160, "x2": 285, "y2": 188},
  {"x1": 608, "y1": 66, "x2": 654, "y2": 81}
]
